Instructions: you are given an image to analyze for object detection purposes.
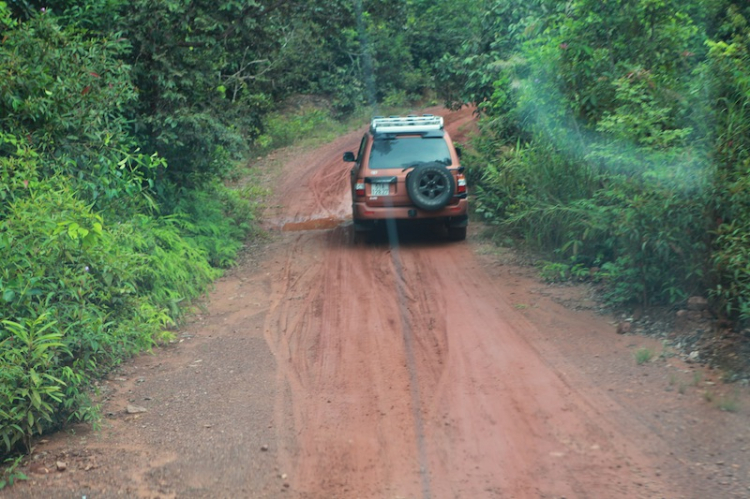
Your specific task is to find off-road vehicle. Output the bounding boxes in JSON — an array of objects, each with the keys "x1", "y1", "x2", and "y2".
[{"x1": 343, "y1": 114, "x2": 468, "y2": 240}]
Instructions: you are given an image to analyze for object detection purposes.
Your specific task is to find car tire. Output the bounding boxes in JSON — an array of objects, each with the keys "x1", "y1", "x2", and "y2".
[
  {"x1": 406, "y1": 163, "x2": 455, "y2": 211},
  {"x1": 447, "y1": 226, "x2": 467, "y2": 241}
]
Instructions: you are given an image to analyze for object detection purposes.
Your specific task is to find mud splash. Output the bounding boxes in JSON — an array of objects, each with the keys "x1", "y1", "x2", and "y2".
[{"x1": 282, "y1": 217, "x2": 343, "y2": 231}]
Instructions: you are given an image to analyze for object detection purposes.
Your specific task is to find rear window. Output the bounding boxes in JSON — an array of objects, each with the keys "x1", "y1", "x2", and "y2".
[{"x1": 368, "y1": 136, "x2": 452, "y2": 169}]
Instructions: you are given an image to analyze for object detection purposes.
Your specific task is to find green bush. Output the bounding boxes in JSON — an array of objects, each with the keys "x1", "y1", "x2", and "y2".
[
  {"x1": 0, "y1": 174, "x2": 141, "y2": 455},
  {"x1": 174, "y1": 184, "x2": 262, "y2": 268},
  {"x1": 712, "y1": 221, "x2": 750, "y2": 323},
  {"x1": 0, "y1": 316, "x2": 70, "y2": 454},
  {"x1": 0, "y1": 11, "x2": 163, "y2": 219},
  {"x1": 0, "y1": 9, "x2": 267, "y2": 463},
  {"x1": 704, "y1": 34, "x2": 750, "y2": 324},
  {"x1": 255, "y1": 107, "x2": 340, "y2": 152},
  {"x1": 478, "y1": 154, "x2": 709, "y2": 305},
  {"x1": 451, "y1": 0, "x2": 726, "y2": 309},
  {"x1": 0, "y1": 167, "x2": 253, "y2": 459}
]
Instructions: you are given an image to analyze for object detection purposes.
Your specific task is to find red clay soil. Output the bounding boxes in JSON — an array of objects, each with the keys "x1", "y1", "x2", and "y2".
[{"x1": 7, "y1": 107, "x2": 750, "y2": 499}]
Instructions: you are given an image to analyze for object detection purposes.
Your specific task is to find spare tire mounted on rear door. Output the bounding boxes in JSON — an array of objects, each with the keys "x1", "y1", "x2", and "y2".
[{"x1": 406, "y1": 162, "x2": 455, "y2": 211}]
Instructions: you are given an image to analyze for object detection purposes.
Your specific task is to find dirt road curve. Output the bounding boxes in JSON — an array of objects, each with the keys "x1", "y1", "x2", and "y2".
[{"x1": 9, "y1": 108, "x2": 750, "y2": 499}]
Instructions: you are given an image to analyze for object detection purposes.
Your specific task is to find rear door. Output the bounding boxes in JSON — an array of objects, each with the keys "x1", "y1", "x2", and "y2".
[{"x1": 363, "y1": 134, "x2": 452, "y2": 208}]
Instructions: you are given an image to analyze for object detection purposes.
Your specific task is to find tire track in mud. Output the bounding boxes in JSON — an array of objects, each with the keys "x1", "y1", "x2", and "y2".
[
  {"x1": 264, "y1": 226, "x2": 671, "y2": 498},
  {"x1": 386, "y1": 222, "x2": 435, "y2": 499},
  {"x1": 263, "y1": 228, "x2": 427, "y2": 498},
  {"x1": 392, "y1": 243, "x2": 670, "y2": 498}
]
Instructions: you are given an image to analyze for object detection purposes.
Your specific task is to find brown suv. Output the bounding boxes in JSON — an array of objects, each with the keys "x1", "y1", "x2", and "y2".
[{"x1": 343, "y1": 115, "x2": 468, "y2": 240}]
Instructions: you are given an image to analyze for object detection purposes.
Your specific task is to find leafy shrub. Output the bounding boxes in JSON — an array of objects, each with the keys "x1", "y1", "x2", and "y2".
[
  {"x1": 112, "y1": 214, "x2": 220, "y2": 320},
  {"x1": 141, "y1": 110, "x2": 247, "y2": 188},
  {"x1": 712, "y1": 220, "x2": 750, "y2": 323},
  {"x1": 0, "y1": 175, "x2": 140, "y2": 455},
  {"x1": 454, "y1": 0, "x2": 722, "y2": 309},
  {"x1": 0, "y1": 9, "x2": 267, "y2": 465},
  {"x1": 0, "y1": 167, "x2": 246, "y2": 459},
  {"x1": 0, "y1": 316, "x2": 70, "y2": 454},
  {"x1": 539, "y1": 261, "x2": 591, "y2": 283},
  {"x1": 0, "y1": 454, "x2": 26, "y2": 490},
  {"x1": 0, "y1": 10, "x2": 163, "y2": 220},
  {"x1": 0, "y1": 11, "x2": 135, "y2": 157},
  {"x1": 703, "y1": 35, "x2": 750, "y2": 324},
  {"x1": 255, "y1": 107, "x2": 339, "y2": 152}
]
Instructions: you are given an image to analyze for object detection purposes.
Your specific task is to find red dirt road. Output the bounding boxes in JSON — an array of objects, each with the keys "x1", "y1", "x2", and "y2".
[
  {"x1": 8, "y1": 108, "x2": 750, "y2": 499},
  {"x1": 260, "y1": 108, "x2": 667, "y2": 498}
]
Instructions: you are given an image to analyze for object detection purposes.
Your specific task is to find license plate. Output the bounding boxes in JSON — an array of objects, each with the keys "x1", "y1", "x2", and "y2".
[{"x1": 370, "y1": 183, "x2": 390, "y2": 196}]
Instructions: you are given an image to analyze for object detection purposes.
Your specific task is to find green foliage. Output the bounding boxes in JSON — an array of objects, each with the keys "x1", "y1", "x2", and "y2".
[
  {"x1": 0, "y1": 13, "x2": 134, "y2": 154},
  {"x1": 434, "y1": 0, "x2": 548, "y2": 111},
  {"x1": 0, "y1": 455, "x2": 27, "y2": 490},
  {"x1": 0, "y1": 164, "x2": 251, "y2": 461},
  {"x1": 365, "y1": 8, "x2": 426, "y2": 104},
  {"x1": 0, "y1": 11, "x2": 162, "y2": 218},
  {"x1": 112, "y1": 0, "x2": 308, "y2": 187},
  {"x1": 482, "y1": 152, "x2": 709, "y2": 305},
  {"x1": 470, "y1": 136, "x2": 599, "y2": 234},
  {"x1": 171, "y1": 186, "x2": 255, "y2": 269},
  {"x1": 0, "y1": 316, "x2": 69, "y2": 454},
  {"x1": 112, "y1": 214, "x2": 220, "y2": 320},
  {"x1": 596, "y1": 69, "x2": 694, "y2": 149},
  {"x1": 445, "y1": 0, "x2": 743, "y2": 310},
  {"x1": 701, "y1": 7, "x2": 750, "y2": 323},
  {"x1": 712, "y1": 220, "x2": 750, "y2": 323},
  {"x1": 634, "y1": 347, "x2": 654, "y2": 365},
  {"x1": 539, "y1": 261, "x2": 591, "y2": 283},
  {"x1": 2, "y1": 174, "x2": 152, "y2": 372},
  {"x1": 0, "y1": 1, "x2": 16, "y2": 27},
  {"x1": 256, "y1": 108, "x2": 339, "y2": 152}
]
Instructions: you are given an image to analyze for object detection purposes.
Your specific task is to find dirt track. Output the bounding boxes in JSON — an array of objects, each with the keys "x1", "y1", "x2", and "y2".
[{"x1": 8, "y1": 107, "x2": 750, "y2": 499}]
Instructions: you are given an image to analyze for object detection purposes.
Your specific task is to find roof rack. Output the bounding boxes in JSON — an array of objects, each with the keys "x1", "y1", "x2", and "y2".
[{"x1": 370, "y1": 115, "x2": 444, "y2": 134}]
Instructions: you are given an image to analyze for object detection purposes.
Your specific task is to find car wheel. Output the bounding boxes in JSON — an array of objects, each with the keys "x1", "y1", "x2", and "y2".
[
  {"x1": 447, "y1": 226, "x2": 467, "y2": 241},
  {"x1": 406, "y1": 163, "x2": 455, "y2": 211}
]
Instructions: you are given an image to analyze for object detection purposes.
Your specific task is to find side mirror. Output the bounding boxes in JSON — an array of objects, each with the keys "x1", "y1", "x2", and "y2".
[
  {"x1": 455, "y1": 144, "x2": 463, "y2": 159},
  {"x1": 343, "y1": 151, "x2": 356, "y2": 162}
]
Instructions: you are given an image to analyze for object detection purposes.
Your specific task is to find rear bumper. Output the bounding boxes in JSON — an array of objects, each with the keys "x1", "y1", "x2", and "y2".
[{"x1": 353, "y1": 198, "x2": 469, "y2": 223}]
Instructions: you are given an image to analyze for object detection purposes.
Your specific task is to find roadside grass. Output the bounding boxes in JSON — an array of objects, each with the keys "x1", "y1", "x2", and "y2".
[
  {"x1": 254, "y1": 102, "x2": 429, "y2": 154},
  {"x1": 703, "y1": 389, "x2": 715, "y2": 403},
  {"x1": 717, "y1": 390, "x2": 741, "y2": 412},
  {"x1": 635, "y1": 347, "x2": 654, "y2": 365},
  {"x1": 255, "y1": 107, "x2": 356, "y2": 152},
  {"x1": 702, "y1": 387, "x2": 740, "y2": 411}
]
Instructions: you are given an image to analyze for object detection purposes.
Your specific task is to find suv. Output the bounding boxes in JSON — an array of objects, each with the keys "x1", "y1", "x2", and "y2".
[{"x1": 343, "y1": 115, "x2": 468, "y2": 240}]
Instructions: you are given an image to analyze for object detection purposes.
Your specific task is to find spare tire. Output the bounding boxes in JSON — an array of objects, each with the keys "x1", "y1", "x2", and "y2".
[{"x1": 406, "y1": 163, "x2": 455, "y2": 211}]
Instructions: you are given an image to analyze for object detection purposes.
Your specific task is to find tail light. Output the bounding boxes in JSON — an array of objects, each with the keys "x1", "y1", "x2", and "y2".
[
  {"x1": 456, "y1": 174, "x2": 467, "y2": 194},
  {"x1": 355, "y1": 181, "x2": 365, "y2": 197}
]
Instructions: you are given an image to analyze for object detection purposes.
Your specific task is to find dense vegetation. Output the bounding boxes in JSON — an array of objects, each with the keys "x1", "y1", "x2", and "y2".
[
  {"x1": 1, "y1": 0, "x2": 749, "y2": 476},
  {"x1": 443, "y1": 1, "x2": 750, "y2": 318}
]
